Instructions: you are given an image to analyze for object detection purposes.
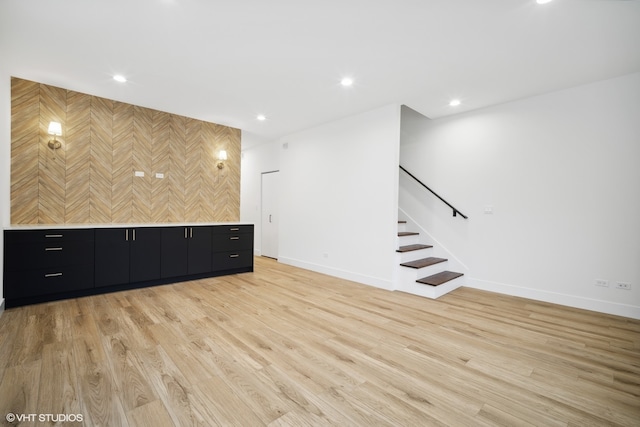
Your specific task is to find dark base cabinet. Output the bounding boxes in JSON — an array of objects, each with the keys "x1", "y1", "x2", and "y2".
[
  {"x1": 4, "y1": 229, "x2": 95, "y2": 301},
  {"x1": 4, "y1": 224, "x2": 253, "y2": 308},
  {"x1": 161, "y1": 226, "x2": 213, "y2": 279},
  {"x1": 95, "y1": 227, "x2": 162, "y2": 287},
  {"x1": 94, "y1": 228, "x2": 130, "y2": 287},
  {"x1": 212, "y1": 225, "x2": 254, "y2": 272}
]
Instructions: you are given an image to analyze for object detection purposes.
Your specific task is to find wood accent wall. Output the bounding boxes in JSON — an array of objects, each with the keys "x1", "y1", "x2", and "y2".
[{"x1": 10, "y1": 77, "x2": 240, "y2": 225}]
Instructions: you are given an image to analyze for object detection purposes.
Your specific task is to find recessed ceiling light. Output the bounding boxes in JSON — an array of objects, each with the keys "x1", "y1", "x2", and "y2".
[
  {"x1": 536, "y1": 0, "x2": 553, "y2": 4},
  {"x1": 257, "y1": 115, "x2": 266, "y2": 121},
  {"x1": 340, "y1": 77, "x2": 354, "y2": 87},
  {"x1": 449, "y1": 99, "x2": 461, "y2": 107},
  {"x1": 113, "y1": 75, "x2": 127, "y2": 83}
]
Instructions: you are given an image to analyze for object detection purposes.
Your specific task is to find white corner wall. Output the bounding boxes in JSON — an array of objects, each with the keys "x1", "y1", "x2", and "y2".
[
  {"x1": 240, "y1": 131, "x2": 280, "y2": 255},
  {"x1": 400, "y1": 73, "x2": 640, "y2": 319},
  {"x1": 277, "y1": 105, "x2": 401, "y2": 289},
  {"x1": 0, "y1": 71, "x2": 10, "y2": 315}
]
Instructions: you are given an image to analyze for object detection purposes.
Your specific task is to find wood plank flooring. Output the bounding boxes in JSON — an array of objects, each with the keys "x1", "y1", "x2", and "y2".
[{"x1": 1, "y1": 256, "x2": 639, "y2": 426}]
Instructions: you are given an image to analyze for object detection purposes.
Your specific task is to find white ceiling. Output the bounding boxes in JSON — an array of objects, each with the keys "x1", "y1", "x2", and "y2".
[{"x1": 1, "y1": 0, "x2": 639, "y2": 144}]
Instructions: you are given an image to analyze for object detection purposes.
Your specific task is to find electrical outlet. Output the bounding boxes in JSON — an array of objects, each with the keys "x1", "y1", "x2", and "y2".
[
  {"x1": 595, "y1": 279, "x2": 609, "y2": 287},
  {"x1": 615, "y1": 282, "x2": 631, "y2": 290}
]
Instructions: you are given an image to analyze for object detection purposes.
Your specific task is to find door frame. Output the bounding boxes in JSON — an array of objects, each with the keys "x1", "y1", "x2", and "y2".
[{"x1": 261, "y1": 170, "x2": 279, "y2": 259}]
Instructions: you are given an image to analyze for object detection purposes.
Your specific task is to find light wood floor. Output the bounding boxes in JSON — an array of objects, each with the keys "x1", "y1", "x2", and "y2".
[{"x1": 1, "y1": 257, "x2": 639, "y2": 426}]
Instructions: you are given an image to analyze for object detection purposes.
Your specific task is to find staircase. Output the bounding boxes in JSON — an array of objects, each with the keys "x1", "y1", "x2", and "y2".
[{"x1": 395, "y1": 220, "x2": 464, "y2": 299}]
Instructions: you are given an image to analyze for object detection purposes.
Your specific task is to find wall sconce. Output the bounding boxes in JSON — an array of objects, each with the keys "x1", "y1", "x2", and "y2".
[
  {"x1": 47, "y1": 121, "x2": 62, "y2": 150},
  {"x1": 217, "y1": 150, "x2": 227, "y2": 169}
]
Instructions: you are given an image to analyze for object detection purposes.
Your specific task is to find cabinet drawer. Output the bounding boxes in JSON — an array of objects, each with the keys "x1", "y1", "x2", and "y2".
[
  {"x1": 5, "y1": 264, "x2": 95, "y2": 299},
  {"x1": 212, "y1": 250, "x2": 253, "y2": 271},
  {"x1": 212, "y1": 232, "x2": 253, "y2": 252},
  {"x1": 5, "y1": 240, "x2": 95, "y2": 271},
  {"x1": 212, "y1": 225, "x2": 253, "y2": 235},
  {"x1": 5, "y1": 228, "x2": 94, "y2": 243}
]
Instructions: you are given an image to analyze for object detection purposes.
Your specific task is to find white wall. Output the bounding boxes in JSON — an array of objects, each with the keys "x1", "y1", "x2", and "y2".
[
  {"x1": 240, "y1": 131, "x2": 280, "y2": 255},
  {"x1": 0, "y1": 71, "x2": 10, "y2": 314},
  {"x1": 242, "y1": 105, "x2": 402, "y2": 289},
  {"x1": 400, "y1": 73, "x2": 640, "y2": 319}
]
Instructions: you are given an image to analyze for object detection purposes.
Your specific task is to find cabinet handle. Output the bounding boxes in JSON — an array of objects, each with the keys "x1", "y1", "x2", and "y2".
[
  {"x1": 126, "y1": 229, "x2": 129, "y2": 241},
  {"x1": 45, "y1": 272, "x2": 63, "y2": 278},
  {"x1": 45, "y1": 234, "x2": 63, "y2": 238},
  {"x1": 133, "y1": 229, "x2": 136, "y2": 241},
  {"x1": 230, "y1": 227, "x2": 240, "y2": 231},
  {"x1": 190, "y1": 228, "x2": 193, "y2": 238},
  {"x1": 229, "y1": 254, "x2": 239, "y2": 258},
  {"x1": 230, "y1": 236, "x2": 240, "y2": 240},
  {"x1": 185, "y1": 228, "x2": 188, "y2": 239},
  {"x1": 45, "y1": 247, "x2": 63, "y2": 251}
]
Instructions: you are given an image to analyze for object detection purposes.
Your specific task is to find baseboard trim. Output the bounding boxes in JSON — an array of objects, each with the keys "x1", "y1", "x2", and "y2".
[
  {"x1": 0, "y1": 298, "x2": 5, "y2": 319},
  {"x1": 467, "y1": 277, "x2": 640, "y2": 320},
  {"x1": 278, "y1": 257, "x2": 394, "y2": 291}
]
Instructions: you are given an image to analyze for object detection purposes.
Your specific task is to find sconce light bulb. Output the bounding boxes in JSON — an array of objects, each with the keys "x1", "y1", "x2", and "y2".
[{"x1": 48, "y1": 121, "x2": 62, "y2": 136}]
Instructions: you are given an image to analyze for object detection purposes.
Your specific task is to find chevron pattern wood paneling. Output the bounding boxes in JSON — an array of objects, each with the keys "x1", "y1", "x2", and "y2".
[
  {"x1": 151, "y1": 110, "x2": 170, "y2": 223},
  {"x1": 65, "y1": 91, "x2": 91, "y2": 223},
  {"x1": 10, "y1": 77, "x2": 241, "y2": 225},
  {"x1": 225, "y1": 127, "x2": 242, "y2": 220},
  {"x1": 38, "y1": 84, "x2": 67, "y2": 224},
  {"x1": 168, "y1": 114, "x2": 186, "y2": 222},
  {"x1": 10, "y1": 78, "x2": 40, "y2": 224},
  {"x1": 90, "y1": 96, "x2": 113, "y2": 223},
  {"x1": 185, "y1": 118, "x2": 203, "y2": 222},
  {"x1": 132, "y1": 106, "x2": 153, "y2": 223},
  {"x1": 202, "y1": 122, "x2": 220, "y2": 219},
  {"x1": 112, "y1": 101, "x2": 134, "y2": 223}
]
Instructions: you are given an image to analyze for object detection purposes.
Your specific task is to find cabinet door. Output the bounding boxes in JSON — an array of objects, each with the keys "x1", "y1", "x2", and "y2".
[
  {"x1": 95, "y1": 228, "x2": 130, "y2": 287},
  {"x1": 188, "y1": 226, "x2": 212, "y2": 274},
  {"x1": 161, "y1": 227, "x2": 189, "y2": 278},
  {"x1": 130, "y1": 227, "x2": 162, "y2": 283}
]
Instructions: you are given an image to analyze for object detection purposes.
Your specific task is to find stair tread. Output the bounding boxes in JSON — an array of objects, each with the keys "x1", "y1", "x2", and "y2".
[
  {"x1": 417, "y1": 271, "x2": 464, "y2": 286},
  {"x1": 396, "y1": 244, "x2": 433, "y2": 253},
  {"x1": 400, "y1": 257, "x2": 447, "y2": 269},
  {"x1": 398, "y1": 231, "x2": 419, "y2": 237}
]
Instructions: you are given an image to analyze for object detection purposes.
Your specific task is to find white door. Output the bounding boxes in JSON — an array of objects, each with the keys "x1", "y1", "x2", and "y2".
[{"x1": 261, "y1": 171, "x2": 279, "y2": 259}]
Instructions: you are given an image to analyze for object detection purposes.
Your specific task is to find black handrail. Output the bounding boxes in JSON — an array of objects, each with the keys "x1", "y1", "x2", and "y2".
[{"x1": 399, "y1": 165, "x2": 468, "y2": 219}]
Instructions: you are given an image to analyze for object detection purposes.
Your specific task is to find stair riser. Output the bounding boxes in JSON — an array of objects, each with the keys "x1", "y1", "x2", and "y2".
[
  {"x1": 399, "y1": 262, "x2": 448, "y2": 283},
  {"x1": 398, "y1": 275, "x2": 464, "y2": 299},
  {"x1": 396, "y1": 248, "x2": 433, "y2": 263},
  {"x1": 397, "y1": 234, "x2": 420, "y2": 246}
]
